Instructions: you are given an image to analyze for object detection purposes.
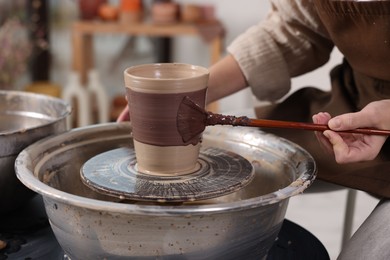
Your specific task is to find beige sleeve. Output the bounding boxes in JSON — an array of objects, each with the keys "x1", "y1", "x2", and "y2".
[{"x1": 227, "y1": 0, "x2": 334, "y2": 101}]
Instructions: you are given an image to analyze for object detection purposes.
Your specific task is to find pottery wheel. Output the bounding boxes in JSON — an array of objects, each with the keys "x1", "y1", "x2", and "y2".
[{"x1": 80, "y1": 147, "x2": 254, "y2": 202}]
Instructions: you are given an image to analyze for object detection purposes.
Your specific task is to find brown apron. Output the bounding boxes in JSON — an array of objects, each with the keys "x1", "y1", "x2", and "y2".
[{"x1": 255, "y1": 0, "x2": 390, "y2": 198}]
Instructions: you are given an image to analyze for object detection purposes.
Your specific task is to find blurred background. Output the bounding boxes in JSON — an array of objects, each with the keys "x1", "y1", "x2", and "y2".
[
  {"x1": 0, "y1": 1, "x2": 378, "y2": 259},
  {"x1": 0, "y1": 0, "x2": 341, "y2": 122}
]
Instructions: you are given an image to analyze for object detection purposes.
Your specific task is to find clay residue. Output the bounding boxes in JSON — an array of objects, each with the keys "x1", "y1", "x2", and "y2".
[{"x1": 206, "y1": 112, "x2": 250, "y2": 126}]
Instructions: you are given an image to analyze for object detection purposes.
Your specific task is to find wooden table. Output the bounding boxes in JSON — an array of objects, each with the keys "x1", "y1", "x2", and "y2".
[{"x1": 72, "y1": 20, "x2": 225, "y2": 84}]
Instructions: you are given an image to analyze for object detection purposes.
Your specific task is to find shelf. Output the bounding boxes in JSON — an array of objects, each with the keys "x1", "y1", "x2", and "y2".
[
  {"x1": 69, "y1": 20, "x2": 224, "y2": 127},
  {"x1": 72, "y1": 20, "x2": 224, "y2": 84},
  {"x1": 73, "y1": 20, "x2": 220, "y2": 36}
]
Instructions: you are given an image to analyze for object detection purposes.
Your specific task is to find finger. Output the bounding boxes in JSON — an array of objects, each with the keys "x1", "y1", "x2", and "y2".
[
  {"x1": 314, "y1": 129, "x2": 334, "y2": 155},
  {"x1": 324, "y1": 131, "x2": 381, "y2": 163},
  {"x1": 312, "y1": 112, "x2": 331, "y2": 124},
  {"x1": 328, "y1": 111, "x2": 374, "y2": 131},
  {"x1": 313, "y1": 113, "x2": 334, "y2": 155},
  {"x1": 323, "y1": 130, "x2": 350, "y2": 163},
  {"x1": 116, "y1": 106, "x2": 130, "y2": 122}
]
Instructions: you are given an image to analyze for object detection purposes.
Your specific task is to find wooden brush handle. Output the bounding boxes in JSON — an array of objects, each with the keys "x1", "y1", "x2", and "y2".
[{"x1": 248, "y1": 118, "x2": 390, "y2": 136}]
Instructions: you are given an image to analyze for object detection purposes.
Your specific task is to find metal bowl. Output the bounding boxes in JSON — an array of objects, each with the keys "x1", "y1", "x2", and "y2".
[
  {"x1": 0, "y1": 90, "x2": 71, "y2": 212},
  {"x1": 15, "y1": 123, "x2": 316, "y2": 259}
]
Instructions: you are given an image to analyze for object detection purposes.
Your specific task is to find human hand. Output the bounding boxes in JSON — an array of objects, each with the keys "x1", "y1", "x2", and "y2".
[
  {"x1": 115, "y1": 95, "x2": 130, "y2": 122},
  {"x1": 312, "y1": 100, "x2": 390, "y2": 164},
  {"x1": 116, "y1": 105, "x2": 130, "y2": 122}
]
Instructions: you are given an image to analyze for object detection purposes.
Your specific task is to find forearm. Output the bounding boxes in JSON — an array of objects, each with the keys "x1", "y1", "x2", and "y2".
[
  {"x1": 206, "y1": 54, "x2": 248, "y2": 104},
  {"x1": 227, "y1": 0, "x2": 333, "y2": 101}
]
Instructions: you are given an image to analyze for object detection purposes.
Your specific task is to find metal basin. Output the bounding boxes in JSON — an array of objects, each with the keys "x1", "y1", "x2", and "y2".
[
  {"x1": 0, "y1": 90, "x2": 71, "y2": 212},
  {"x1": 15, "y1": 123, "x2": 316, "y2": 259}
]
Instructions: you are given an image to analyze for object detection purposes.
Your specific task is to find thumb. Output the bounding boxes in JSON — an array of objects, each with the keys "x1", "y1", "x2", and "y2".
[{"x1": 328, "y1": 112, "x2": 367, "y2": 131}]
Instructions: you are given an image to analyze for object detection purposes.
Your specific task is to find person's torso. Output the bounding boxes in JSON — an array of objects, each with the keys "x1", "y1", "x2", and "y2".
[{"x1": 314, "y1": 0, "x2": 390, "y2": 81}]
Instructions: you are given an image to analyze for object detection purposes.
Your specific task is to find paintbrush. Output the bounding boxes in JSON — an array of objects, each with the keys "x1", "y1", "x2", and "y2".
[{"x1": 177, "y1": 96, "x2": 390, "y2": 143}]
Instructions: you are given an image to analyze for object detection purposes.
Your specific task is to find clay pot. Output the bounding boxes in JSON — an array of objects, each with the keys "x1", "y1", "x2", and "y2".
[
  {"x1": 98, "y1": 4, "x2": 119, "y2": 21},
  {"x1": 124, "y1": 63, "x2": 209, "y2": 174},
  {"x1": 181, "y1": 4, "x2": 202, "y2": 23},
  {"x1": 119, "y1": 0, "x2": 143, "y2": 23},
  {"x1": 78, "y1": 0, "x2": 107, "y2": 20},
  {"x1": 151, "y1": 1, "x2": 179, "y2": 24}
]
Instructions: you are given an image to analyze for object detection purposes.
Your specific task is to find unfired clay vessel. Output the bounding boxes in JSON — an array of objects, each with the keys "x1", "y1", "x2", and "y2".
[{"x1": 124, "y1": 63, "x2": 209, "y2": 175}]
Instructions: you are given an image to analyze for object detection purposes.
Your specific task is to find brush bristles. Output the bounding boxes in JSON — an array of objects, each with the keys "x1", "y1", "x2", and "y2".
[{"x1": 177, "y1": 96, "x2": 208, "y2": 143}]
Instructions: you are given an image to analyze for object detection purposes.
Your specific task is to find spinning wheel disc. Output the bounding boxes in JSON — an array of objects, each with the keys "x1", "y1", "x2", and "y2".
[{"x1": 80, "y1": 147, "x2": 254, "y2": 202}]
